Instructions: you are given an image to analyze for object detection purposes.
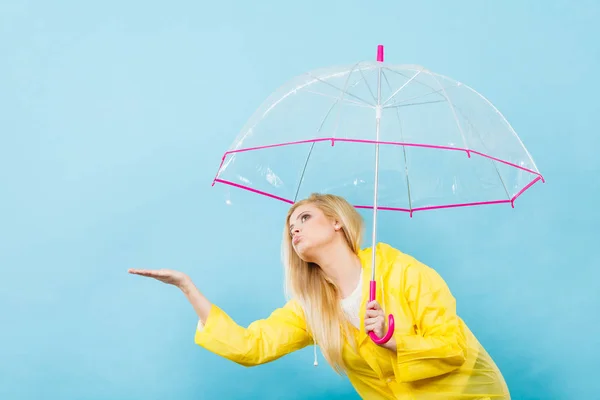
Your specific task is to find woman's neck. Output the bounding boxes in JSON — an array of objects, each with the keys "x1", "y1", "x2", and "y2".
[{"x1": 313, "y1": 242, "x2": 362, "y2": 298}]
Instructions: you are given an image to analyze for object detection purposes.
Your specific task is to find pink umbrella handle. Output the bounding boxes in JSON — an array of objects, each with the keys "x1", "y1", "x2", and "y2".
[{"x1": 368, "y1": 280, "x2": 395, "y2": 344}]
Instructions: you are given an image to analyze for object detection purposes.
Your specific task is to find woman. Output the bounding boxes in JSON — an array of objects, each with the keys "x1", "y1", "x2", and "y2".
[{"x1": 129, "y1": 193, "x2": 510, "y2": 399}]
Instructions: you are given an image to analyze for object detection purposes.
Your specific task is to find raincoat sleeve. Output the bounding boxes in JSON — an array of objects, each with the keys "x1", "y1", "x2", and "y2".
[
  {"x1": 393, "y1": 256, "x2": 468, "y2": 382},
  {"x1": 194, "y1": 299, "x2": 312, "y2": 367}
]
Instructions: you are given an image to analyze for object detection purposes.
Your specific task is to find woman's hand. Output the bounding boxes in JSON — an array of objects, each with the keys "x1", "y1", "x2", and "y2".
[
  {"x1": 365, "y1": 300, "x2": 397, "y2": 352},
  {"x1": 365, "y1": 300, "x2": 387, "y2": 338},
  {"x1": 129, "y1": 268, "x2": 211, "y2": 323},
  {"x1": 128, "y1": 268, "x2": 191, "y2": 289}
]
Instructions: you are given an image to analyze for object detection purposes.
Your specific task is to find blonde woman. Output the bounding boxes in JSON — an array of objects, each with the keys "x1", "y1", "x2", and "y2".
[{"x1": 129, "y1": 193, "x2": 510, "y2": 399}]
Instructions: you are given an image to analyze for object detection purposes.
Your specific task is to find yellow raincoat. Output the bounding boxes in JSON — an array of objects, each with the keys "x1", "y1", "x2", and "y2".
[{"x1": 195, "y1": 243, "x2": 510, "y2": 399}]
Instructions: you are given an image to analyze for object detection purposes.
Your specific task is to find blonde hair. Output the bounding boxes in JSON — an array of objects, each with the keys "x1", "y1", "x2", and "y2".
[{"x1": 282, "y1": 193, "x2": 364, "y2": 374}]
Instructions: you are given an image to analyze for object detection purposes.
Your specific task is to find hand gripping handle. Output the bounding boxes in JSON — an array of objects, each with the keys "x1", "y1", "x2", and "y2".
[{"x1": 368, "y1": 280, "x2": 395, "y2": 344}]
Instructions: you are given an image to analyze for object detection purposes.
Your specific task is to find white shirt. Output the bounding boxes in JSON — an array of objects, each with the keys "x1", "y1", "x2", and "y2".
[{"x1": 340, "y1": 268, "x2": 363, "y2": 329}]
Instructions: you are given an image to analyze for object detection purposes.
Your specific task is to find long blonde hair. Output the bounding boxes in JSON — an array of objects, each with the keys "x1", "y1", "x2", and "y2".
[{"x1": 282, "y1": 193, "x2": 364, "y2": 374}]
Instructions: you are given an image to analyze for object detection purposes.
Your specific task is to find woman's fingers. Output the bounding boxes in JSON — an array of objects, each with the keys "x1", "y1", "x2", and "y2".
[
  {"x1": 367, "y1": 300, "x2": 382, "y2": 310},
  {"x1": 365, "y1": 315, "x2": 385, "y2": 324},
  {"x1": 129, "y1": 269, "x2": 158, "y2": 277},
  {"x1": 365, "y1": 309, "x2": 384, "y2": 318},
  {"x1": 364, "y1": 316, "x2": 385, "y2": 327},
  {"x1": 365, "y1": 299, "x2": 387, "y2": 338},
  {"x1": 129, "y1": 268, "x2": 188, "y2": 287},
  {"x1": 364, "y1": 318, "x2": 385, "y2": 336},
  {"x1": 128, "y1": 269, "x2": 170, "y2": 283},
  {"x1": 129, "y1": 268, "x2": 170, "y2": 276}
]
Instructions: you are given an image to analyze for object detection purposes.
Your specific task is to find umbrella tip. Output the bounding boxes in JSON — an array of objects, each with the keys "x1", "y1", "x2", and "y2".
[{"x1": 377, "y1": 45, "x2": 384, "y2": 62}]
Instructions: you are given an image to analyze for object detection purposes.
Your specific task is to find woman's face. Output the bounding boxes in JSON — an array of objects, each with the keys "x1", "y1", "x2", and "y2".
[{"x1": 288, "y1": 203, "x2": 339, "y2": 260}]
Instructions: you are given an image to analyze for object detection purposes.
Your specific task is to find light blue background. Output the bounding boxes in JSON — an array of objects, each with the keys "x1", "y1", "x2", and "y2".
[{"x1": 1, "y1": 1, "x2": 598, "y2": 399}]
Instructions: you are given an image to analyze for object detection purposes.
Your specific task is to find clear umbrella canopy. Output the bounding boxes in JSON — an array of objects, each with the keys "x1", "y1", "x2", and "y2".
[{"x1": 212, "y1": 50, "x2": 543, "y2": 215}]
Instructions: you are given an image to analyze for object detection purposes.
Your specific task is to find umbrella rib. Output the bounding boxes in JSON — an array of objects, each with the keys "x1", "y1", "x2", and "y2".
[
  {"x1": 382, "y1": 70, "x2": 413, "y2": 213},
  {"x1": 382, "y1": 87, "x2": 453, "y2": 109},
  {"x1": 357, "y1": 67, "x2": 378, "y2": 104},
  {"x1": 293, "y1": 95, "x2": 342, "y2": 202},
  {"x1": 382, "y1": 67, "x2": 448, "y2": 102},
  {"x1": 305, "y1": 89, "x2": 373, "y2": 108},
  {"x1": 428, "y1": 72, "x2": 471, "y2": 154},
  {"x1": 293, "y1": 142, "x2": 316, "y2": 203},
  {"x1": 330, "y1": 63, "x2": 368, "y2": 141},
  {"x1": 458, "y1": 81, "x2": 541, "y2": 174},
  {"x1": 494, "y1": 161, "x2": 511, "y2": 200},
  {"x1": 381, "y1": 69, "x2": 423, "y2": 107},
  {"x1": 454, "y1": 105, "x2": 512, "y2": 200},
  {"x1": 307, "y1": 72, "x2": 374, "y2": 107},
  {"x1": 384, "y1": 99, "x2": 447, "y2": 109}
]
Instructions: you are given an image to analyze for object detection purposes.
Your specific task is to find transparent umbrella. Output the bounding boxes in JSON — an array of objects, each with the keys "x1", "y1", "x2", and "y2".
[{"x1": 211, "y1": 45, "x2": 544, "y2": 344}]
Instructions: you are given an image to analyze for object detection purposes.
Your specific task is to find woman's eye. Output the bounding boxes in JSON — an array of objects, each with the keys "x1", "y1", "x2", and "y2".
[{"x1": 301, "y1": 214, "x2": 309, "y2": 222}]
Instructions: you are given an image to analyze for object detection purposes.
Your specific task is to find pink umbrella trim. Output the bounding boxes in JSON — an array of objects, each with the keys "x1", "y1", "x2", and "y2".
[{"x1": 212, "y1": 137, "x2": 545, "y2": 217}]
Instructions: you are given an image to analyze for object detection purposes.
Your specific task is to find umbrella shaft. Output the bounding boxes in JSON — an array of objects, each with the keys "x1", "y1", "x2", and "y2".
[
  {"x1": 371, "y1": 65, "x2": 382, "y2": 282},
  {"x1": 371, "y1": 120, "x2": 380, "y2": 281}
]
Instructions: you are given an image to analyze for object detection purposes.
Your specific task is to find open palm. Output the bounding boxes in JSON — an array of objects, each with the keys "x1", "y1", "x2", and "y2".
[{"x1": 128, "y1": 268, "x2": 189, "y2": 287}]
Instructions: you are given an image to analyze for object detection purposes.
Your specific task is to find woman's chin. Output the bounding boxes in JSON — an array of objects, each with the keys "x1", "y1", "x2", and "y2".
[{"x1": 293, "y1": 243, "x2": 312, "y2": 261}]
